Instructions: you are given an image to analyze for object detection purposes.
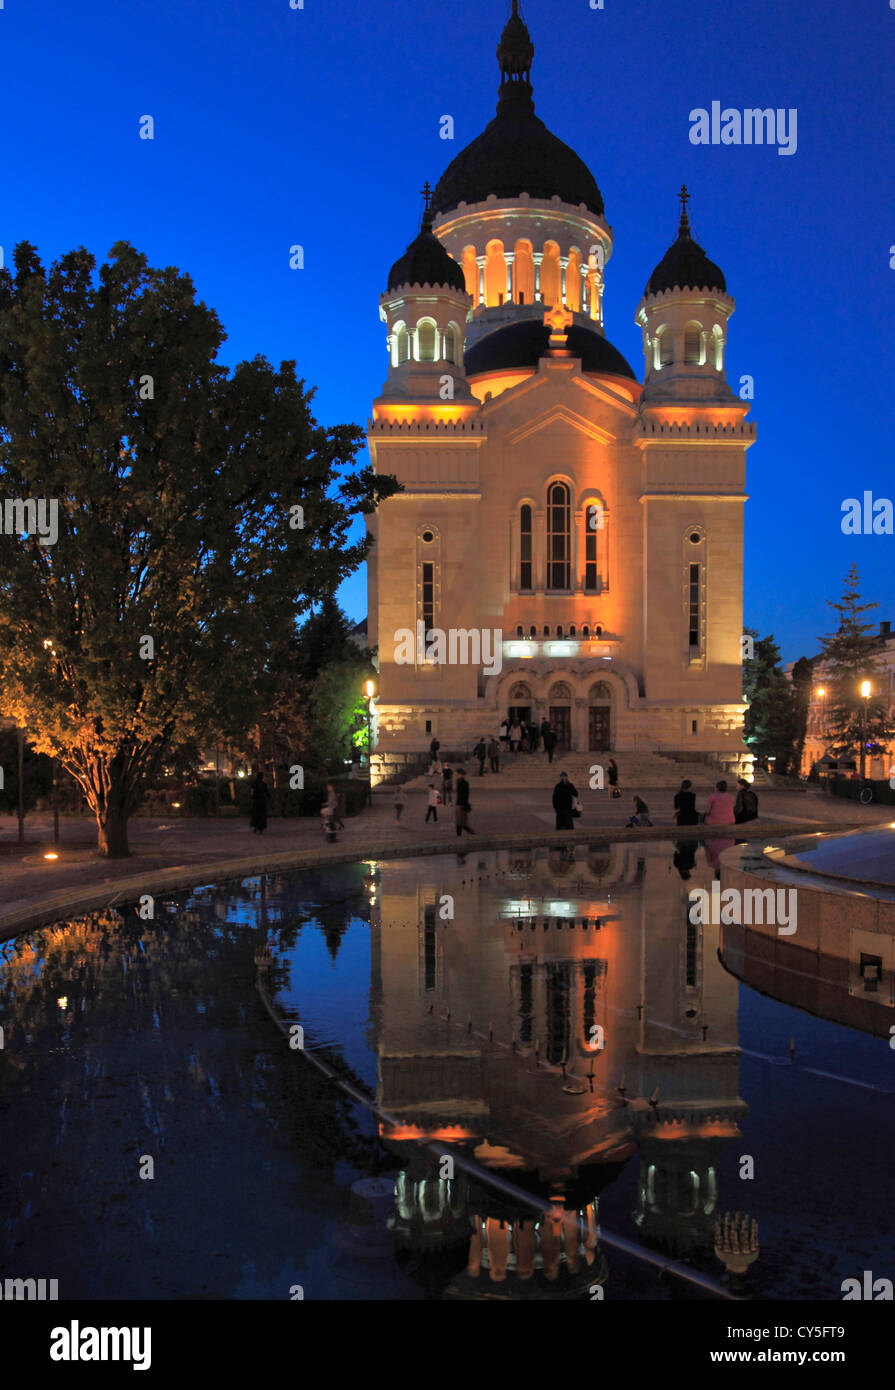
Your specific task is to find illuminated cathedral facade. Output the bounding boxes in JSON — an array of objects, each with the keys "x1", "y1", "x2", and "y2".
[{"x1": 366, "y1": 2, "x2": 753, "y2": 770}]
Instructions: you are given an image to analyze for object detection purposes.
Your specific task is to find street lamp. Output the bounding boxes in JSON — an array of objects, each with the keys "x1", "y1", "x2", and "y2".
[
  {"x1": 860, "y1": 680, "x2": 871, "y2": 781},
  {"x1": 364, "y1": 680, "x2": 376, "y2": 804}
]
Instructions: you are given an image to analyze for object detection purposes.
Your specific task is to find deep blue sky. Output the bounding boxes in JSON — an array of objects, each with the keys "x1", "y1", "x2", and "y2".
[{"x1": 1, "y1": 0, "x2": 893, "y2": 661}]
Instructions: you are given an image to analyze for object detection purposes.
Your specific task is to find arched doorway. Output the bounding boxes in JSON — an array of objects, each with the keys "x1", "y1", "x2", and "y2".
[
  {"x1": 548, "y1": 681, "x2": 572, "y2": 751},
  {"x1": 588, "y1": 681, "x2": 612, "y2": 751},
  {"x1": 507, "y1": 681, "x2": 532, "y2": 729}
]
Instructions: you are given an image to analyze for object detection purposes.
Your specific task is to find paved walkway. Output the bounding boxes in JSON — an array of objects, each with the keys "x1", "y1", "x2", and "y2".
[{"x1": 0, "y1": 782, "x2": 884, "y2": 940}]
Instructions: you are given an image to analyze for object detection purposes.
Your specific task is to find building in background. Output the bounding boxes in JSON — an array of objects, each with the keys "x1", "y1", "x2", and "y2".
[
  {"x1": 789, "y1": 621, "x2": 895, "y2": 778},
  {"x1": 366, "y1": 2, "x2": 752, "y2": 777}
]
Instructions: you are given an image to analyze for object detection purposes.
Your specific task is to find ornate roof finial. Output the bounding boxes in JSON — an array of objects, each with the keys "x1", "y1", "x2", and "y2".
[
  {"x1": 678, "y1": 184, "x2": 691, "y2": 233},
  {"x1": 497, "y1": 0, "x2": 534, "y2": 109},
  {"x1": 421, "y1": 180, "x2": 433, "y2": 212}
]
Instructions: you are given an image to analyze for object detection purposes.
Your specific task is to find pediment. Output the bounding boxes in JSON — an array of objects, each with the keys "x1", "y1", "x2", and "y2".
[{"x1": 505, "y1": 403, "x2": 616, "y2": 446}]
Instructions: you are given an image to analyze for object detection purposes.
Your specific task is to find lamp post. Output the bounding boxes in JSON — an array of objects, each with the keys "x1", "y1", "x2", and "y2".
[
  {"x1": 860, "y1": 680, "x2": 871, "y2": 781},
  {"x1": 364, "y1": 679, "x2": 376, "y2": 805}
]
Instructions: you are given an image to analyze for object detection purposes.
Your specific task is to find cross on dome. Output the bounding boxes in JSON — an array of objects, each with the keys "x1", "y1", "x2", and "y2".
[{"x1": 544, "y1": 303, "x2": 573, "y2": 336}]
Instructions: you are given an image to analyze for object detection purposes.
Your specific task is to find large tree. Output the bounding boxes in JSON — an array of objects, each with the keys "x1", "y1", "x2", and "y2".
[
  {"x1": 818, "y1": 565, "x2": 894, "y2": 765},
  {"x1": 0, "y1": 241, "x2": 396, "y2": 855},
  {"x1": 743, "y1": 631, "x2": 801, "y2": 772}
]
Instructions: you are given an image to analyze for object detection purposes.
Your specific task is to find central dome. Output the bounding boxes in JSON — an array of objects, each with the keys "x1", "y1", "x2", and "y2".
[{"x1": 430, "y1": 2, "x2": 604, "y2": 219}]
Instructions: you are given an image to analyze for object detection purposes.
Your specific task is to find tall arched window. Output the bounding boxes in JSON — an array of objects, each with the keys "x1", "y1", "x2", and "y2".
[
  {"x1": 484, "y1": 240, "x2": 506, "y2": 307},
  {"x1": 541, "y1": 242, "x2": 562, "y2": 307},
  {"x1": 417, "y1": 318, "x2": 437, "y2": 362},
  {"x1": 519, "y1": 504, "x2": 533, "y2": 590},
  {"x1": 584, "y1": 501, "x2": 603, "y2": 591},
  {"x1": 684, "y1": 322, "x2": 703, "y2": 365},
  {"x1": 657, "y1": 327, "x2": 673, "y2": 368},
  {"x1": 395, "y1": 323, "x2": 410, "y2": 365},
  {"x1": 547, "y1": 481, "x2": 571, "y2": 590},
  {"x1": 513, "y1": 240, "x2": 535, "y2": 306},
  {"x1": 444, "y1": 323, "x2": 460, "y2": 364}
]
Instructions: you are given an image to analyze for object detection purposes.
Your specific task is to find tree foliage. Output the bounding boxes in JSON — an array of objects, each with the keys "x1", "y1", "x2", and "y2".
[
  {"x1": 818, "y1": 565, "x2": 894, "y2": 761},
  {"x1": 0, "y1": 241, "x2": 397, "y2": 854}
]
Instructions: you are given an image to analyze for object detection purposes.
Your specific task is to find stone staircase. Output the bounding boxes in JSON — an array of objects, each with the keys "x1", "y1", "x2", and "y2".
[{"x1": 402, "y1": 748, "x2": 729, "y2": 792}]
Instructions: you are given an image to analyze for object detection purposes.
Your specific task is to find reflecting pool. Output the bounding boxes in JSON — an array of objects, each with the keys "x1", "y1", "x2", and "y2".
[{"x1": 1, "y1": 841, "x2": 893, "y2": 1300}]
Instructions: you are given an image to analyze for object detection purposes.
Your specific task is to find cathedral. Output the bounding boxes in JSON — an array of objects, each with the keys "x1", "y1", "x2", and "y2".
[{"x1": 366, "y1": 1, "x2": 754, "y2": 775}]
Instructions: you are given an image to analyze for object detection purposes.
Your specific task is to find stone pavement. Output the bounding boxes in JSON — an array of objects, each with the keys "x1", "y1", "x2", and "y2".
[{"x1": 0, "y1": 781, "x2": 884, "y2": 940}]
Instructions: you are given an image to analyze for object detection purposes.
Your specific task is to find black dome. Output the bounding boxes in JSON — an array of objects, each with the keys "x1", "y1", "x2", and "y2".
[
  {"x1": 430, "y1": 2, "x2": 604, "y2": 219},
  {"x1": 646, "y1": 198, "x2": 726, "y2": 296},
  {"x1": 465, "y1": 318, "x2": 636, "y2": 380},
  {"x1": 387, "y1": 213, "x2": 467, "y2": 294}
]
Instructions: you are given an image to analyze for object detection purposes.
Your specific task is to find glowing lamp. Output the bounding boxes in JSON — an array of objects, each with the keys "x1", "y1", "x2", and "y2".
[{"x1": 861, "y1": 681, "x2": 871, "y2": 698}]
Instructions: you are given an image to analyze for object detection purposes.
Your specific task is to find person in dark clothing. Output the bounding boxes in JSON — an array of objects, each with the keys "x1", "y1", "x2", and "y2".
[
  {"x1": 552, "y1": 771, "x2": 578, "y2": 830},
  {"x1": 673, "y1": 840, "x2": 697, "y2": 880},
  {"x1": 734, "y1": 777, "x2": 759, "y2": 823},
  {"x1": 674, "y1": 779, "x2": 699, "y2": 825},
  {"x1": 488, "y1": 737, "x2": 500, "y2": 773},
  {"x1": 454, "y1": 769, "x2": 475, "y2": 836},
  {"x1": 607, "y1": 759, "x2": 619, "y2": 797},
  {"x1": 249, "y1": 771, "x2": 270, "y2": 833},
  {"x1": 528, "y1": 722, "x2": 539, "y2": 754},
  {"x1": 626, "y1": 796, "x2": 652, "y2": 827},
  {"x1": 473, "y1": 738, "x2": 487, "y2": 775},
  {"x1": 543, "y1": 727, "x2": 557, "y2": 763}
]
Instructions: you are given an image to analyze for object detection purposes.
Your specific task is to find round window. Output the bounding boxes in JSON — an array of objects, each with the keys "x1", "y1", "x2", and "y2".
[
  {"x1": 422, "y1": 530, "x2": 434, "y2": 543},
  {"x1": 689, "y1": 532, "x2": 701, "y2": 544}
]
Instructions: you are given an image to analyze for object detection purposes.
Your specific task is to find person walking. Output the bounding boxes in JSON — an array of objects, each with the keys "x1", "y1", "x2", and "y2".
[
  {"x1": 473, "y1": 737, "x2": 487, "y2": 776},
  {"x1": 455, "y1": 768, "x2": 475, "y2": 836},
  {"x1": 543, "y1": 726, "x2": 557, "y2": 764},
  {"x1": 498, "y1": 718, "x2": 509, "y2": 750},
  {"x1": 249, "y1": 770, "x2": 270, "y2": 834},
  {"x1": 509, "y1": 719, "x2": 522, "y2": 753},
  {"x1": 673, "y1": 779, "x2": 699, "y2": 825},
  {"x1": 705, "y1": 779, "x2": 736, "y2": 826},
  {"x1": 429, "y1": 736, "x2": 440, "y2": 764},
  {"x1": 626, "y1": 795, "x2": 652, "y2": 827},
  {"x1": 552, "y1": 770, "x2": 578, "y2": 830},
  {"x1": 441, "y1": 764, "x2": 454, "y2": 805},
  {"x1": 734, "y1": 777, "x2": 759, "y2": 823},
  {"x1": 393, "y1": 784, "x2": 406, "y2": 822},
  {"x1": 607, "y1": 758, "x2": 620, "y2": 798},
  {"x1": 528, "y1": 721, "x2": 540, "y2": 754},
  {"x1": 425, "y1": 784, "x2": 440, "y2": 823},
  {"x1": 488, "y1": 736, "x2": 500, "y2": 773}
]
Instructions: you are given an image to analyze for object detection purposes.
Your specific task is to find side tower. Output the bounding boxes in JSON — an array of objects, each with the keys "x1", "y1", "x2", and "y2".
[
  {"x1": 366, "y1": 200, "x2": 482, "y2": 773},
  {"x1": 633, "y1": 189, "x2": 754, "y2": 771}
]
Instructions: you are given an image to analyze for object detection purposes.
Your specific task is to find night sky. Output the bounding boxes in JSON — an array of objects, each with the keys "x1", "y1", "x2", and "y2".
[{"x1": 2, "y1": 0, "x2": 892, "y2": 660}]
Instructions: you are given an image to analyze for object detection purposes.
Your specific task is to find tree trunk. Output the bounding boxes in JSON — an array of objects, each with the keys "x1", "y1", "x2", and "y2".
[{"x1": 97, "y1": 805, "x2": 131, "y2": 858}]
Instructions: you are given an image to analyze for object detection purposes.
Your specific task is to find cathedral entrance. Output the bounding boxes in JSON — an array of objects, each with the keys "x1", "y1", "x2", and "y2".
[
  {"x1": 588, "y1": 682, "x2": 612, "y2": 752},
  {"x1": 588, "y1": 707, "x2": 610, "y2": 751},
  {"x1": 548, "y1": 682, "x2": 572, "y2": 751}
]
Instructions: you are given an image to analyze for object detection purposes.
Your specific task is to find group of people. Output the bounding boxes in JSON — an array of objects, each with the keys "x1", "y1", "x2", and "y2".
[
  {"x1": 467, "y1": 717, "x2": 561, "y2": 771},
  {"x1": 673, "y1": 777, "x2": 759, "y2": 826}
]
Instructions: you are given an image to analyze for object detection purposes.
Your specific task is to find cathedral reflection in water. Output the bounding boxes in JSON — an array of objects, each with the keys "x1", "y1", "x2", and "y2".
[{"x1": 364, "y1": 841, "x2": 752, "y2": 1298}]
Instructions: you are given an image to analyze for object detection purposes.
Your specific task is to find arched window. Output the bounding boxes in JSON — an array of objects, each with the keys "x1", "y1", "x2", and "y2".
[
  {"x1": 541, "y1": 241, "x2": 562, "y2": 307},
  {"x1": 711, "y1": 325, "x2": 724, "y2": 370},
  {"x1": 417, "y1": 318, "x2": 437, "y2": 362},
  {"x1": 566, "y1": 249, "x2": 582, "y2": 312},
  {"x1": 484, "y1": 240, "x2": 506, "y2": 307},
  {"x1": 556, "y1": 625, "x2": 563, "y2": 638},
  {"x1": 547, "y1": 481, "x2": 571, "y2": 589},
  {"x1": 582, "y1": 625, "x2": 590, "y2": 637},
  {"x1": 684, "y1": 322, "x2": 703, "y2": 365},
  {"x1": 444, "y1": 323, "x2": 460, "y2": 364},
  {"x1": 584, "y1": 501, "x2": 603, "y2": 591},
  {"x1": 529, "y1": 625, "x2": 537, "y2": 638},
  {"x1": 543, "y1": 624, "x2": 550, "y2": 636},
  {"x1": 519, "y1": 503, "x2": 533, "y2": 590},
  {"x1": 657, "y1": 327, "x2": 673, "y2": 368},
  {"x1": 569, "y1": 625, "x2": 576, "y2": 637},
  {"x1": 395, "y1": 323, "x2": 410, "y2": 365},
  {"x1": 461, "y1": 247, "x2": 478, "y2": 302},
  {"x1": 516, "y1": 625, "x2": 524, "y2": 637},
  {"x1": 513, "y1": 240, "x2": 534, "y2": 306}
]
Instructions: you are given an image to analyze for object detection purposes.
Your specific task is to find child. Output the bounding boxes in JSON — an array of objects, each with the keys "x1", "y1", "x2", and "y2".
[
  {"x1": 441, "y1": 765, "x2": 454, "y2": 805},
  {"x1": 626, "y1": 796, "x2": 652, "y2": 827},
  {"x1": 425, "y1": 785, "x2": 441, "y2": 823}
]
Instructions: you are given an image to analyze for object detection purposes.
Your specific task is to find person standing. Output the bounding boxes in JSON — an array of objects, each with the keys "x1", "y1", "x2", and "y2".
[
  {"x1": 499, "y1": 718, "x2": 509, "y2": 750},
  {"x1": 552, "y1": 771, "x2": 578, "y2": 830},
  {"x1": 393, "y1": 785, "x2": 406, "y2": 822},
  {"x1": 528, "y1": 721, "x2": 539, "y2": 754},
  {"x1": 543, "y1": 726, "x2": 557, "y2": 764},
  {"x1": 488, "y1": 736, "x2": 500, "y2": 774},
  {"x1": 509, "y1": 719, "x2": 522, "y2": 753},
  {"x1": 734, "y1": 777, "x2": 759, "y2": 823},
  {"x1": 673, "y1": 779, "x2": 699, "y2": 825},
  {"x1": 705, "y1": 779, "x2": 736, "y2": 826},
  {"x1": 441, "y1": 764, "x2": 454, "y2": 805},
  {"x1": 607, "y1": 759, "x2": 620, "y2": 798},
  {"x1": 455, "y1": 768, "x2": 475, "y2": 836},
  {"x1": 425, "y1": 784, "x2": 440, "y2": 823},
  {"x1": 249, "y1": 770, "x2": 270, "y2": 834},
  {"x1": 473, "y1": 737, "x2": 487, "y2": 776},
  {"x1": 429, "y1": 736, "x2": 440, "y2": 764}
]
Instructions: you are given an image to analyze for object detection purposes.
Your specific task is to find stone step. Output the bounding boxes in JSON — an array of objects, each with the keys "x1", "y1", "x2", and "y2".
[{"x1": 404, "y1": 750, "x2": 730, "y2": 791}]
